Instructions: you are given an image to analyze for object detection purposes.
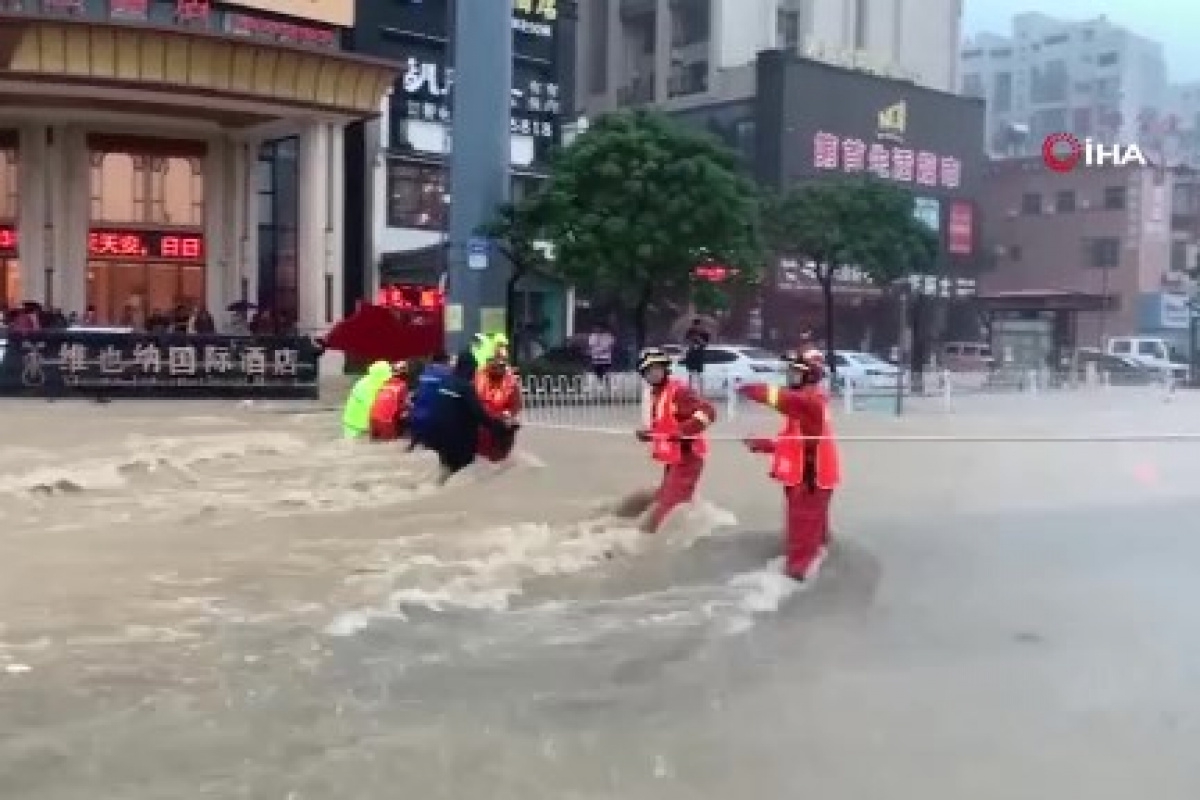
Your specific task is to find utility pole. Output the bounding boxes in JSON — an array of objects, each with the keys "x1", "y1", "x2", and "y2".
[{"x1": 444, "y1": 0, "x2": 514, "y2": 354}]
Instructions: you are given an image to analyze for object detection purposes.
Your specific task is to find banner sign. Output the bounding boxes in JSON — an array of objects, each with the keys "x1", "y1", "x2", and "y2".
[{"x1": 0, "y1": 331, "x2": 321, "y2": 398}]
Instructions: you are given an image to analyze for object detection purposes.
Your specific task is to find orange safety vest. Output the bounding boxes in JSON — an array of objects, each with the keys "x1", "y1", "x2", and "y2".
[
  {"x1": 770, "y1": 398, "x2": 841, "y2": 489},
  {"x1": 650, "y1": 380, "x2": 710, "y2": 464},
  {"x1": 475, "y1": 371, "x2": 519, "y2": 416}
]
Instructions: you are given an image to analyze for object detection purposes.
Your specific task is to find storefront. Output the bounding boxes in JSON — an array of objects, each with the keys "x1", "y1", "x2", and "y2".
[{"x1": 0, "y1": 0, "x2": 395, "y2": 343}]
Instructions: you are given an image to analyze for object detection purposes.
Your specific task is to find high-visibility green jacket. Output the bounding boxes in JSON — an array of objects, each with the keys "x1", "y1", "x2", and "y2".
[
  {"x1": 471, "y1": 332, "x2": 509, "y2": 365},
  {"x1": 342, "y1": 361, "x2": 394, "y2": 438}
]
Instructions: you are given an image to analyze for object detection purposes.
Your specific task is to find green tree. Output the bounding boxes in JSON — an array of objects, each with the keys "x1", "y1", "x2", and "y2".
[
  {"x1": 480, "y1": 196, "x2": 553, "y2": 348},
  {"x1": 537, "y1": 110, "x2": 763, "y2": 348},
  {"x1": 764, "y1": 178, "x2": 938, "y2": 367}
]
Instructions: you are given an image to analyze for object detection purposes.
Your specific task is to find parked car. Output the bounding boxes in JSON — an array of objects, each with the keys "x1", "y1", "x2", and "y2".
[
  {"x1": 1073, "y1": 348, "x2": 1159, "y2": 386},
  {"x1": 669, "y1": 343, "x2": 785, "y2": 395},
  {"x1": 831, "y1": 350, "x2": 903, "y2": 392},
  {"x1": 941, "y1": 341, "x2": 994, "y2": 372},
  {"x1": 1105, "y1": 337, "x2": 1189, "y2": 382}
]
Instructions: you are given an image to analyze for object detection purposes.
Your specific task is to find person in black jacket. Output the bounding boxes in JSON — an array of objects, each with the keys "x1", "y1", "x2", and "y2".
[{"x1": 424, "y1": 350, "x2": 514, "y2": 483}]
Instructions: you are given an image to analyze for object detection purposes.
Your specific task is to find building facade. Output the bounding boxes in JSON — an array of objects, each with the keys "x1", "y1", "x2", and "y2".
[
  {"x1": 961, "y1": 13, "x2": 1170, "y2": 159},
  {"x1": 975, "y1": 159, "x2": 1193, "y2": 363},
  {"x1": 0, "y1": 0, "x2": 393, "y2": 339},
  {"x1": 343, "y1": 0, "x2": 575, "y2": 348},
  {"x1": 575, "y1": 0, "x2": 962, "y2": 117}
]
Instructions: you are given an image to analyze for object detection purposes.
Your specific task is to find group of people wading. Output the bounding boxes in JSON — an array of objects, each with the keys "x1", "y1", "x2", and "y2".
[
  {"x1": 341, "y1": 332, "x2": 521, "y2": 484},
  {"x1": 341, "y1": 335, "x2": 841, "y2": 584}
]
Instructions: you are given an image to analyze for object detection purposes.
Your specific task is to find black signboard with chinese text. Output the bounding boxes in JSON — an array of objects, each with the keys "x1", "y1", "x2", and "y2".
[{"x1": 0, "y1": 331, "x2": 321, "y2": 399}]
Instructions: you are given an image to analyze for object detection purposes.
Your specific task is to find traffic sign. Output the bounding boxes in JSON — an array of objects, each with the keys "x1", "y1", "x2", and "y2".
[{"x1": 467, "y1": 237, "x2": 490, "y2": 270}]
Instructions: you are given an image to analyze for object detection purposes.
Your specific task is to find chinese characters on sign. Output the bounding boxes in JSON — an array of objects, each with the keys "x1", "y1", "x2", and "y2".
[
  {"x1": 6, "y1": 333, "x2": 319, "y2": 397},
  {"x1": 812, "y1": 131, "x2": 963, "y2": 189},
  {"x1": 226, "y1": 13, "x2": 337, "y2": 48},
  {"x1": 946, "y1": 202, "x2": 974, "y2": 256},
  {"x1": 512, "y1": 0, "x2": 556, "y2": 37},
  {"x1": 87, "y1": 230, "x2": 205, "y2": 261},
  {"x1": 398, "y1": 58, "x2": 560, "y2": 139},
  {"x1": 0, "y1": 225, "x2": 16, "y2": 253}
]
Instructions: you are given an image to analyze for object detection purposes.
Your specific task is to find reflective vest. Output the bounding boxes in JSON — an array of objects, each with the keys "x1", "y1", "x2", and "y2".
[
  {"x1": 475, "y1": 371, "x2": 519, "y2": 416},
  {"x1": 770, "y1": 395, "x2": 841, "y2": 489},
  {"x1": 650, "y1": 380, "x2": 709, "y2": 464},
  {"x1": 369, "y1": 381, "x2": 409, "y2": 438}
]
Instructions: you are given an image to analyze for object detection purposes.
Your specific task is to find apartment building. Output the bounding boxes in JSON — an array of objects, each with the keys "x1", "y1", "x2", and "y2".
[
  {"x1": 961, "y1": 13, "x2": 1169, "y2": 159},
  {"x1": 576, "y1": 0, "x2": 962, "y2": 116},
  {"x1": 975, "y1": 159, "x2": 1193, "y2": 364}
]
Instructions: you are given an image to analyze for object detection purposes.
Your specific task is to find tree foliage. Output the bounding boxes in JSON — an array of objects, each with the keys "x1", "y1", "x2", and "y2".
[
  {"x1": 537, "y1": 110, "x2": 763, "y2": 346},
  {"x1": 764, "y1": 178, "x2": 939, "y2": 363},
  {"x1": 480, "y1": 197, "x2": 553, "y2": 345}
]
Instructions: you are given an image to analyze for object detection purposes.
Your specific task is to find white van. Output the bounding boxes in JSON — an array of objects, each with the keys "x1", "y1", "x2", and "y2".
[{"x1": 1106, "y1": 337, "x2": 1189, "y2": 381}]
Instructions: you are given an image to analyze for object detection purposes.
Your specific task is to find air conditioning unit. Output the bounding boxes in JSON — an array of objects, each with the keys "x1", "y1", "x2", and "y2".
[{"x1": 1007, "y1": 209, "x2": 1018, "y2": 217}]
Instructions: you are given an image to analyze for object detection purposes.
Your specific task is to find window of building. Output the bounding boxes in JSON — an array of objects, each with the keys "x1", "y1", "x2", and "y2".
[
  {"x1": 0, "y1": 148, "x2": 17, "y2": 219},
  {"x1": 853, "y1": 0, "x2": 867, "y2": 49},
  {"x1": 1085, "y1": 237, "x2": 1121, "y2": 268},
  {"x1": 1104, "y1": 185, "x2": 1126, "y2": 209},
  {"x1": 257, "y1": 137, "x2": 299, "y2": 326},
  {"x1": 1009, "y1": 245, "x2": 1023, "y2": 261},
  {"x1": 387, "y1": 161, "x2": 446, "y2": 230},
  {"x1": 777, "y1": 8, "x2": 799, "y2": 48},
  {"x1": 1096, "y1": 52, "x2": 1119, "y2": 67},
  {"x1": 588, "y1": 0, "x2": 609, "y2": 94},
  {"x1": 993, "y1": 72, "x2": 1012, "y2": 113},
  {"x1": 1021, "y1": 193, "x2": 1042, "y2": 215},
  {"x1": 1055, "y1": 190, "x2": 1076, "y2": 213}
]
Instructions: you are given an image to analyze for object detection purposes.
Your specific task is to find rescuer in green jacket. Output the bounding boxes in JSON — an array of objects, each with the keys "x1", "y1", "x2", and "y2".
[
  {"x1": 342, "y1": 360, "x2": 395, "y2": 439},
  {"x1": 470, "y1": 332, "x2": 509, "y2": 367}
]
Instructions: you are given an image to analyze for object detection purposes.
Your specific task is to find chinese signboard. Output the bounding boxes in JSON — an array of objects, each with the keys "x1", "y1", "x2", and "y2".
[
  {"x1": 758, "y1": 52, "x2": 984, "y2": 195},
  {"x1": 394, "y1": 54, "x2": 561, "y2": 140},
  {"x1": 88, "y1": 229, "x2": 205, "y2": 261},
  {"x1": 512, "y1": 0, "x2": 556, "y2": 38},
  {"x1": 0, "y1": 0, "x2": 340, "y2": 50},
  {"x1": 0, "y1": 331, "x2": 320, "y2": 399},
  {"x1": 946, "y1": 201, "x2": 975, "y2": 256}
]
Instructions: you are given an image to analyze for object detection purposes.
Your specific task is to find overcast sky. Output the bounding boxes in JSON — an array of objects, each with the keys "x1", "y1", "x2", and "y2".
[{"x1": 963, "y1": 0, "x2": 1200, "y2": 81}]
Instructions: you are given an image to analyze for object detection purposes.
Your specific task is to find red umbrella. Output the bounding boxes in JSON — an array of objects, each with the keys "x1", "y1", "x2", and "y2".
[{"x1": 323, "y1": 303, "x2": 441, "y2": 363}]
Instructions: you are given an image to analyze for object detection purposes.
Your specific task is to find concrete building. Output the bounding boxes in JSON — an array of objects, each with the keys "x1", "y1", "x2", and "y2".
[
  {"x1": 0, "y1": 1, "x2": 394, "y2": 340},
  {"x1": 961, "y1": 13, "x2": 1170, "y2": 159},
  {"x1": 575, "y1": 0, "x2": 962, "y2": 116},
  {"x1": 343, "y1": 0, "x2": 575, "y2": 347},
  {"x1": 975, "y1": 159, "x2": 1195, "y2": 363}
]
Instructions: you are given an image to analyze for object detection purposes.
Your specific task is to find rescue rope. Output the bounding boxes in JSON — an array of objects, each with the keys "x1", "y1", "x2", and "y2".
[{"x1": 523, "y1": 423, "x2": 1200, "y2": 443}]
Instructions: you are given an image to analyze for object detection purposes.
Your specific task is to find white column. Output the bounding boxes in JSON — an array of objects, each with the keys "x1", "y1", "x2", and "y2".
[
  {"x1": 297, "y1": 120, "x2": 347, "y2": 376},
  {"x1": 17, "y1": 125, "x2": 47, "y2": 301},
  {"x1": 57, "y1": 126, "x2": 88, "y2": 313},
  {"x1": 203, "y1": 135, "x2": 227, "y2": 317},
  {"x1": 233, "y1": 138, "x2": 258, "y2": 310}
]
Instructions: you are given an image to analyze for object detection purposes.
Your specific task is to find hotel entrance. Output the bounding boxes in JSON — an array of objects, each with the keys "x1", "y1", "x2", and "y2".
[{"x1": 84, "y1": 230, "x2": 205, "y2": 326}]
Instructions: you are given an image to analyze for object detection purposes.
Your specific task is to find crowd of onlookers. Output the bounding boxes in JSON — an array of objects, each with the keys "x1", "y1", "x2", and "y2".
[{"x1": 0, "y1": 302, "x2": 298, "y2": 337}]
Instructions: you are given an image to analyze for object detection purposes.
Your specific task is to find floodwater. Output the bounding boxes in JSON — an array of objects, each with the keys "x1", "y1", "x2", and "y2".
[{"x1": 1, "y1": 389, "x2": 1200, "y2": 798}]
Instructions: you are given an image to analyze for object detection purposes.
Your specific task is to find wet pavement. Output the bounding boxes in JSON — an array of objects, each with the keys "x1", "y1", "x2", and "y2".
[{"x1": 0, "y1": 391, "x2": 1198, "y2": 798}]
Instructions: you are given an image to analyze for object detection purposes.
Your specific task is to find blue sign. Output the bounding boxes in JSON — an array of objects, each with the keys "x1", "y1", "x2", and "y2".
[{"x1": 467, "y1": 237, "x2": 490, "y2": 270}]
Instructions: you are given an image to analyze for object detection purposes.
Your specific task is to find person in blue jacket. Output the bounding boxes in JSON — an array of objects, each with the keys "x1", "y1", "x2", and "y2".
[{"x1": 408, "y1": 352, "x2": 453, "y2": 451}]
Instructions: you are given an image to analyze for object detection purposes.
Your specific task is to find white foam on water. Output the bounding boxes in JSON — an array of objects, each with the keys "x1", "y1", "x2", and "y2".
[{"x1": 718, "y1": 557, "x2": 804, "y2": 635}]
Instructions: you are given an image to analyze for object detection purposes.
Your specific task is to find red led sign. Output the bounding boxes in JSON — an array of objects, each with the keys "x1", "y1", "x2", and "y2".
[
  {"x1": 378, "y1": 284, "x2": 445, "y2": 310},
  {"x1": 0, "y1": 224, "x2": 16, "y2": 253},
  {"x1": 88, "y1": 230, "x2": 205, "y2": 262}
]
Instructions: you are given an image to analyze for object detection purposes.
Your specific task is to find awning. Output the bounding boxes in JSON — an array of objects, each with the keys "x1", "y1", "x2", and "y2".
[
  {"x1": 977, "y1": 290, "x2": 1106, "y2": 312},
  {"x1": 0, "y1": 15, "x2": 396, "y2": 126}
]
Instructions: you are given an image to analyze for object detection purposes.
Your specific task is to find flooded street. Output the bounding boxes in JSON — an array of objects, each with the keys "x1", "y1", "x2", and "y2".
[{"x1": 2, "y1": 392, "x2": 1199, "y2": 798}]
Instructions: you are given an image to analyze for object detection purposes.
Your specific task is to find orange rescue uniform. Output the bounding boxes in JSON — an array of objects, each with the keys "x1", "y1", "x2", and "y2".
[
  {"x1": 741, "y1": 382, "x2": 841, "y2": 578},
  {"x1": 369, "y1": 378, "x2": 411, "y2": 441},
  {"x1": 644, "y1": 379, "x2": 715, "y2": 531},
  {"x1": 475, "y1": 370, "x2": 522, "y2": 461}
]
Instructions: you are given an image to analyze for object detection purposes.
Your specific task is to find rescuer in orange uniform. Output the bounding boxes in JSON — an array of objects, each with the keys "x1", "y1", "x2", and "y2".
[
  {"x1": 635, "y1": 347, "x2": 716, "y2": 532},
  {"x1": 475, "y1": 345, "x2": 522, "y2": 462},
  {"x1": 739, "y1": 349, "x2": 842, "y2": 581},
  {"x1": 368, "y1": 362, "x2": 412, "y2": 442}
]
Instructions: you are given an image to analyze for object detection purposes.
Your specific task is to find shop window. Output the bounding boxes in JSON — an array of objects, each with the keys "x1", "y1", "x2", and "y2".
[
  {"x1": 387, "y1": 161, "x2": 446, "y2": 229},
  {"x1": 1, "y1": 259, "x2": 19, "y2": 308},
  {"x1": 90, "y1": 152, "x2": 205, "y2": 225},
  {"x1": 86, "y1": 263, "x2": 205, "y2": 327},
  {"x1": 0, "y1": 149, "x2": 17, "y2": 219}
]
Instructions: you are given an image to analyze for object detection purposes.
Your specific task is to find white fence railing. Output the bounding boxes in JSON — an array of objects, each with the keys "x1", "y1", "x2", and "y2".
[{"x1": 515, "y1": 368, "x2": 1180, "y2": 432}]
